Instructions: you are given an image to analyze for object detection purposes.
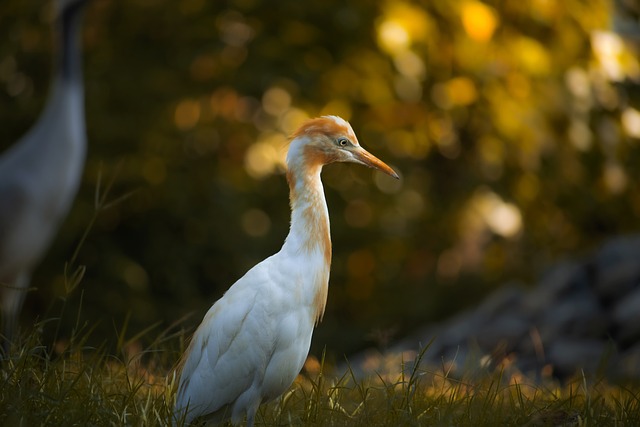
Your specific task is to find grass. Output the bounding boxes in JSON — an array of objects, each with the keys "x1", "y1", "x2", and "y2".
[
  {"x1": 2, "y1": 315, "x2": 640, "y2": 426},
  {"x1": 3, "y1": 178, "x2": 639, "y2": 426}
]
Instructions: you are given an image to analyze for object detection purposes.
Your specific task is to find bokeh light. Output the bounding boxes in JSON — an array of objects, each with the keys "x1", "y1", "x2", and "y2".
[
  {"x1": 2, "y1": 0, "x2": 637, "y2": 360},
  {"x1": 461, "y1": 0, "x2": 499, "y2": 42}
]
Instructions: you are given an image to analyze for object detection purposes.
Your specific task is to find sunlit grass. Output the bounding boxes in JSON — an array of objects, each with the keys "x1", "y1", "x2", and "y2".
[
  {"x1": 2, "y1": 176, "x2": 638, "y2": 425},
  {"x1": 2, "y1": 318, "x2": 640, "y2": 426}
]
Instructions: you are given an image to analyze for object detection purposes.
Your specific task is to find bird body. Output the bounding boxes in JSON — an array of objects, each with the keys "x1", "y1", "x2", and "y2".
[
  {"x1": 175, "y1": 252, "x2": 319, "y2": 425},
  {"x1": 0, "y1": 0, "x2": 89, "y2": 345},
  {"x1": 175, "y1": 116, "x2": 397, "y2": 426}
]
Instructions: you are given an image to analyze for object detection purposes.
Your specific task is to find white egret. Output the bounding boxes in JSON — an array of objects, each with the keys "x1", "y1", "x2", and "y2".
[
  {"x1": 174, "y1": 115, "x2": 398, "y2": 426},
  {"x1": 0, "y1": 0, "x2": 90, "y2": 348}
]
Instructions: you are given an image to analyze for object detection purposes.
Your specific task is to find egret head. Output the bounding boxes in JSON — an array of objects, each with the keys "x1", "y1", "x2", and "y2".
[{"x1": 287, "y1": 115, "x2": 399, "y2": 179}]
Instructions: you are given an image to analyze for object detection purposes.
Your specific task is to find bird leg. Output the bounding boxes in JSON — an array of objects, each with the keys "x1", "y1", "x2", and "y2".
[{"x1": 245, "y1": 401, "x2": 260, "y2": 427}]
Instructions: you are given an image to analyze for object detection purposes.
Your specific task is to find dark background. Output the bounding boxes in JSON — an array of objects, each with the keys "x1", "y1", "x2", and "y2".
[{"x1": 1, "y1": 0, "x2": 639, "y2": 363}]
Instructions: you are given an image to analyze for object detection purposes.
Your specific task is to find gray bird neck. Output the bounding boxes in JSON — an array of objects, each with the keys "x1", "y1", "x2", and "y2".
[{"x1": 59, "y1": 0, "x2": 87, "y2": 83}]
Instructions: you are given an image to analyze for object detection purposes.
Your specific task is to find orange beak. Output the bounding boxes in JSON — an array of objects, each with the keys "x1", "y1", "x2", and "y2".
[{"x1": 352, "y1": 146, "x2": 399, "y2": 179}]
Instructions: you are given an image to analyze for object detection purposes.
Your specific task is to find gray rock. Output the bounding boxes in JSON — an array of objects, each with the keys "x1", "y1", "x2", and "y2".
[
  {"x1": 612, "y1": 287, "x2": 640, "y2": 344},
  {"x1": 432, "y1": 309, "x2": 489, "y2": 348},
  {"x1": 547, "y1": 339, "x2": 611, "y2": 377},
  {"x1": 476, "y1": 283, "x2": 527, "y2": 319},
  {"x1": 593, "y1": 236, "x2": 640, "y2": 301},
  {"x1": 536, "y1": 291, "x2": 608, "y2": 341},
  {"x1": 475, "y1": 313, "x2": 530, "y2": 351},
  {"x1": 345, "y1": 234, "x2": 640, "y2": 382},
  {"x1": 523, "y1": 262, "x2": 588, "y2": 315}
]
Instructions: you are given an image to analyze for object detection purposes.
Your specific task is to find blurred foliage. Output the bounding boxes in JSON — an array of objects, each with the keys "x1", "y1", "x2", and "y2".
[{"x1": 1, "y1": 0, "x2": 639, "y2": 359}]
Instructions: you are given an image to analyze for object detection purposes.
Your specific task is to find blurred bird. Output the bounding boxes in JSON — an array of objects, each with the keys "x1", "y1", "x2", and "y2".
[
  {"x1": 0, "y1": 0, "x2": 90, "y2": 348},
  {"x1": 174, "y1": 115, "x2": 398, "y2": 426}
]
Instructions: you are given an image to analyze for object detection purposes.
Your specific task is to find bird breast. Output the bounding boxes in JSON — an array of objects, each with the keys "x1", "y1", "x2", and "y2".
[{"x1": 176, "y1": 252, "x2": 325, "y2": 421}]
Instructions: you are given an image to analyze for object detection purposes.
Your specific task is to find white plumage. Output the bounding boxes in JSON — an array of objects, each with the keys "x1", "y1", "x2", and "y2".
[
  {"x1": 174, "y1": 115, "x2": 398, "y2": 426},
  {"x1": 0, "y1": 0, "x2": 89, "y2": 347}
]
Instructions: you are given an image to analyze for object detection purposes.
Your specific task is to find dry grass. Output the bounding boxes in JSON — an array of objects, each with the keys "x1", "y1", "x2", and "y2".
[
  {"x1": 1, "y1": 319, "x2": 639, "y2": 426},
  {"x1": 3, "y1": 186, "x2": 638, "y2": 424}
]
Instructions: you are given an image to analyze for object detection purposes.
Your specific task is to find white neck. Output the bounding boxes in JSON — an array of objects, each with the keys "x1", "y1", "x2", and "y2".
[{"x1": 280, "y1": 139, "x2": 332, "y2": 322}]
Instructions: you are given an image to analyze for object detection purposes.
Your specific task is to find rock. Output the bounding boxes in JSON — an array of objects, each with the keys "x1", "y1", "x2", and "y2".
[
  {"x1": 592, "y1": 236, "x2": 640, "y2": 302},
  {"x1": 612, "y1": 287, "x2": 640, "y2": 345},
  {"x1": 429, "y1": 309, "x2": 488, "y2": 349},
  {"x1": 547, "y1": 339, "x2": 611, "y2": 377},
  {"x1": 522, "y1": 262, "x2": 589, "y2": 314},
  {"x1": 476, "y1": 283, "x2": 527, "y2": 319},
  {"x1": 536, "y1": 291, "x2": 608, "y2": 342},
  {"x1": 475, "y1": 313, "x2": 530, "y2": 351},
  {"x1": 345, "y1": 234, "x2": 640, "y2": 383}
]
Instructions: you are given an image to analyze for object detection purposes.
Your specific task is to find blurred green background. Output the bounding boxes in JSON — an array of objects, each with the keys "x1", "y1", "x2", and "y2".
[{"x1": 1, "y1": 0, "x2": 639, "y2": 361}]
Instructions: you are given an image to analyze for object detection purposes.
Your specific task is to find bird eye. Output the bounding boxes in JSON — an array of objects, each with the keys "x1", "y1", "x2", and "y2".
[{"x1": 337, "y1": 138, "x2": 350, "y2": 147}]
